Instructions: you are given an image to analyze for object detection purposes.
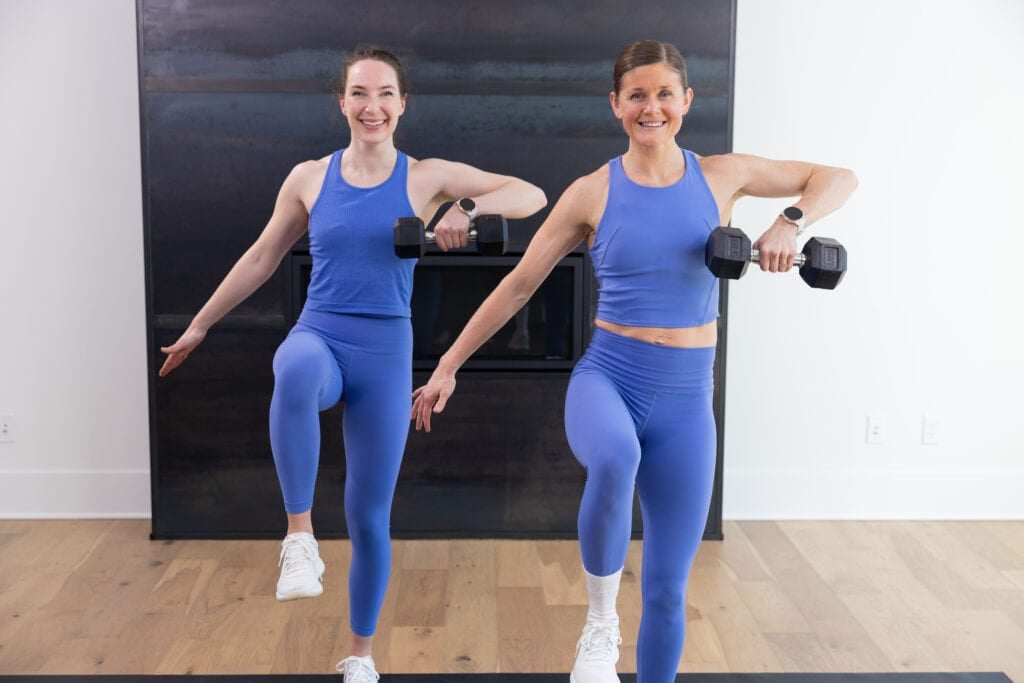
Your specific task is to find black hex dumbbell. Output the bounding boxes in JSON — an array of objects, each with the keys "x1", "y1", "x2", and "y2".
[
  {"x1": 704, "y1": 226, "x2": 848, "y2": 289},
  {"x1": 393, "y1": 213, "x2": 509, "y2": 259}
]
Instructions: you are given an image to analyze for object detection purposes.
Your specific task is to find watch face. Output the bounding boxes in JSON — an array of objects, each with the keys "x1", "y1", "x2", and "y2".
[
  {"x1": 458, "y1": 198, "x2": 477, "y2": 212},
  {"x1": 783, "y1": 206, "x2": 804, "y2": 221}
]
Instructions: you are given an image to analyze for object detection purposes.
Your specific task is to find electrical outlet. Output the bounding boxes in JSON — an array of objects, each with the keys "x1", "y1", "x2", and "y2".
[
  {"x1": 866, "y1": 415, "x2": 885, "y2": 445},
  {"x1": 0, "y1": 414, "x2": 14, "y2": 443},
  {"x1": 922, "y1": 414, "x2": 941, "y2": 445}
]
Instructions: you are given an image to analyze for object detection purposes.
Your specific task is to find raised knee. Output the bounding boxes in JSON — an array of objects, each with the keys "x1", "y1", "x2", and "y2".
[{"x1": 273, "y1": 343, "x2": 329, "y2": 407}]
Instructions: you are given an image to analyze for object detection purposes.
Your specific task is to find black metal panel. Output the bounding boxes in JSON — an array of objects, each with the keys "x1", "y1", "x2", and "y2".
[
  {"x1": 151, "y1": 329, "x2": 582, "y2": 538},
  {"x1": 140, "y1": 0, "x2": 736, "y2": 539}
]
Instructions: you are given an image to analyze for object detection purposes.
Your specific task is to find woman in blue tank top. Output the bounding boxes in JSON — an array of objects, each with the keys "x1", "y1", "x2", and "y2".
[
  {"x1": 157, "y1": 46, "x2": 546, "y2": 682},
  {"x1": 413, "y1": 41, "x2": 857, "y2": 683}
]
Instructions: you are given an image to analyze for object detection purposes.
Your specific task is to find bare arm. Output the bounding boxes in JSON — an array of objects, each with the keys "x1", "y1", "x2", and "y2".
[
  {"x1": 709, "y1": 154, "x2": 858, "y2": 271},
  {"x1": 411, "y1": 174, "x2": 597, "y2": 430},
  {"x1": 414, "y1": 158, "x2": 547, "y2": 250},
  {"x1": 158, "y1": 163, "x2": 313, "y2": 376},
  {"x1": 730, "y1": 154, "x2": 859, "y2": 226}
]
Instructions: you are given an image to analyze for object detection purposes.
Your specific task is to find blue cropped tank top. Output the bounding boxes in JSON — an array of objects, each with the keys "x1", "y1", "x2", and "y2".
[
  {"x1": 304, "y1": 149, "x2": 417, "y2": 318},
  {"x1": 590, "y1": 149, "x2": 720, "y2": 327}
]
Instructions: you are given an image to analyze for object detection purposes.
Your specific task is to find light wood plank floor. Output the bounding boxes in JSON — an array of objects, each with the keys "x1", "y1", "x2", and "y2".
[{"x1": 0, "y1": 520, "x2": 1021, "y2": 678}]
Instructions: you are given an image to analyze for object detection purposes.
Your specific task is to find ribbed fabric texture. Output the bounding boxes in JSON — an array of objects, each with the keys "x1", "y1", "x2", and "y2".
[{"x1": 304, "y1": 149, "x2": 417, "y2": 317}]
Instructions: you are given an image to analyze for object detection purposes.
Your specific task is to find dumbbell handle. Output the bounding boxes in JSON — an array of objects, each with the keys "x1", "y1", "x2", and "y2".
[
  {"x1": 424, "y1": 229, "x2": 478, "y2": 243},
  {"x1": 751, "y1": 249, "x2": 806, "y2": 266}
]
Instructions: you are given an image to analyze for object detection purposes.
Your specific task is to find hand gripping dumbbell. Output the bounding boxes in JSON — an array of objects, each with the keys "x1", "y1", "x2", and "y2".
[
  {"x1": 704, "y1": 226, "x2": 848, "y2": 289},
  {"x1": 393, "y1": 213, "x2": 509, "y2": 259}
]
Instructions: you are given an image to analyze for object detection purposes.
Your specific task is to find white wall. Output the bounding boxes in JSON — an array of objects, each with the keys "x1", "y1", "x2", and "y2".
[
  {"x1": 0, "y1": 0, "x2": 1020, "y2": 519},
  {"x1": 726, "y1": 0, "x2": 1024, "y2": 517},
  {"x1": 0, "y1": 0, "x2": 150, "y2": 516}
]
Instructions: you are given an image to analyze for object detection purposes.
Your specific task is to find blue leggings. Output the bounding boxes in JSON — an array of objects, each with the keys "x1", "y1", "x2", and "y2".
[
  {"x1": 565, "y1": 327, "x2": 716, "y2": 683},
  {"x1": 270, "y1": 309, "x2": 412, "y2": 637}
]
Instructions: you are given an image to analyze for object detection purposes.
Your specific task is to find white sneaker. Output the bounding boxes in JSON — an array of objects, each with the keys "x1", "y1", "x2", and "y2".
[
  {"x1": 275, "y1": 531, "x2": 325, "y2": 601},
  {"x1": 570, "y1": 620, "x2": 622, "y2": 683},
  {"x1": 336, "y1": 655, "x2": 379, "y2": 683}
]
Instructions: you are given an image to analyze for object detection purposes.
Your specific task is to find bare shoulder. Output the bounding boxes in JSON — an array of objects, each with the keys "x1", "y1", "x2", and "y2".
[
  {"x1": 405, "y1": 157, "x2": 452, "y2": 212},
  {"x1": 407, "y1": 156, "x2": 449, "y2": 176},
  {"x1": 576, "y1": 162, "x2": 610, "y2": 192},
  {"x1": 697, "y1": 152, "x2": 774, "y2": 202},
  {"x1": 564, "y1": 163, "x2": 610, "y2": 229},
  {"x1": 562, "y1": 163, "x2": 609, "y2": 205},
  {"x1": 287, "y1": 157, "x2": 329, "y2": 184},
  {"x1": 284, "y1": 156, "x2": 331, "y2": 208},
  {"x1": 406, "y1": 156, "x2": 455, "y2": 193},
  {"x1": 697, "y1": 151, "x2": 760, "y2": 178},
  {"x1": 544, "y1": 162, "x2": 606, "y2": 235}
]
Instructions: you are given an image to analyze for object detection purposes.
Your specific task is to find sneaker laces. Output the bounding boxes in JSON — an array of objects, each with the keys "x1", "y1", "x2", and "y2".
[
  {"x1": 336, "y1": 655, "x2": 379, "y2": 683},
  {"x1": 278, "y1": 534, "x2": 318, "y2": 581},
  {"x1": 576, "y1": 620, "x2": 622, "y2": 663}
]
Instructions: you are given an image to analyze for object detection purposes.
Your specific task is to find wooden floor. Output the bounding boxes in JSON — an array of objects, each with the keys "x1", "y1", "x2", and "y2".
[{"x1": 0, "y1": 520, "x2": 1021, "y2": 679}]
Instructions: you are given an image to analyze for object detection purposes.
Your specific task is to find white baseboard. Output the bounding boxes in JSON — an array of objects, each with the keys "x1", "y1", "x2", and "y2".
[
  {"x1": 1, "y1": 468, "x2": 1019, "y2": 521},
  {"x1": 724, "y1": 468, "x2": 1024, "y2": 519},
  {"x1": 0, "y1": 470, "x2": 151, "y2": 518}
]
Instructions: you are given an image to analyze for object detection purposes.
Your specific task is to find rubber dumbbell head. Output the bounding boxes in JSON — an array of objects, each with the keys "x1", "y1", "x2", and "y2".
[
  {"x1": 394, "y1": 217, "x2": 427, "y2": 258},
  {"x1": 799, "y1": 237, "x2": 847, "y2": 289},
  {"x1": 704, "y1": 226, "x2": 753, "y2": 280},
  {"x1": 471, "y1": 214, "x2": 509, "y2": 256}
]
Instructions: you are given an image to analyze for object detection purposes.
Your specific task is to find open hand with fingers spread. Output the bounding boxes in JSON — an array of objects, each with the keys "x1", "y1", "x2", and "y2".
[
  {"x1": 158, "y1": 326, "x2": 207, "y2": 376},
  {"x1": 410, "y1": 367, "x2": 457, "y2": 432}
]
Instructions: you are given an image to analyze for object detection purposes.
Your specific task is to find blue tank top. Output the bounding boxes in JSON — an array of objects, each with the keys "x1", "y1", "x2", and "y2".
[
  {"x1": 590, "y1": 149, "x2": 720, "y2": 328},
  {"x1": 304, "y1": 149, "x2": 417, "y2": 317}
]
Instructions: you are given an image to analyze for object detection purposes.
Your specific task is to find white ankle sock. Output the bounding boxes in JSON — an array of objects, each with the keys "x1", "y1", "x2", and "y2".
[{"x1": 584, "y1": 567, "x2": 622, "y2": 623}]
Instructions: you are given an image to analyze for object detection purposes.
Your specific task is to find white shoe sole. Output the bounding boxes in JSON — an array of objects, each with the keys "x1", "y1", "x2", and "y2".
[
  {"x1": 275, "y1": 558, "x2": 325, "y2": 601},
  {"x1": 570, "y1": 671, "x2": 620, "y2": 683}
]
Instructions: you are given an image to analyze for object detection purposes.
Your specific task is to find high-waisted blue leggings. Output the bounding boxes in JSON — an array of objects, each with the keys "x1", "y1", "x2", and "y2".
[
  {"x1": 270, "y1": 309, "x2": 412, "y2": 637},
  {"x1": 564, "y1": 327, "x2": 717, "y2": 682}
]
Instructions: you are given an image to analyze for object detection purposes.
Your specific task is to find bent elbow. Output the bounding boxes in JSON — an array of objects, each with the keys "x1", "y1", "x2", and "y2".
[
  {"x1": 840, "y1": 167, "x2": 859, "y2": 193},
  {"x1": 532, "y1": 185, "x2": 549, "y2": 212}
]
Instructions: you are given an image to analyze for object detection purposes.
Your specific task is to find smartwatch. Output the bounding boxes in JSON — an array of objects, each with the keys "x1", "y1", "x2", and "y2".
[
  {"x1": 454, "y1": 197, "x2": 478, "y2": 222},
  {"x1": 781, "y1": 206, "x2": 806, "y2": 235}
]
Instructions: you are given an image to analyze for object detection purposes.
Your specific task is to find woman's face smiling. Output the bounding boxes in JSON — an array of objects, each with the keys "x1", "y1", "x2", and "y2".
[
  {"x1": 339, "y1": 59, "x2": 406, "y2": 143},
  {"x1": 610, "y1": 62, "x2": 693, "y2": 147}
]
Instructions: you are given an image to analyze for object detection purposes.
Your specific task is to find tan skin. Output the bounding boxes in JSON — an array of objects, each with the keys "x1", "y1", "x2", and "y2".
[
  {"x1": 411, "y1": 61, "x2": 858, "y2": 430},
  {"x1": 156, "y1": 58, "x2": 546, "y2": 659}
]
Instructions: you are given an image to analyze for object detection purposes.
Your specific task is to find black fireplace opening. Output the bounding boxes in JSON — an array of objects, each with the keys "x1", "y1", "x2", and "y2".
[{"x1": 291, "y1": 251, "x2": 590, "y2": 371}]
